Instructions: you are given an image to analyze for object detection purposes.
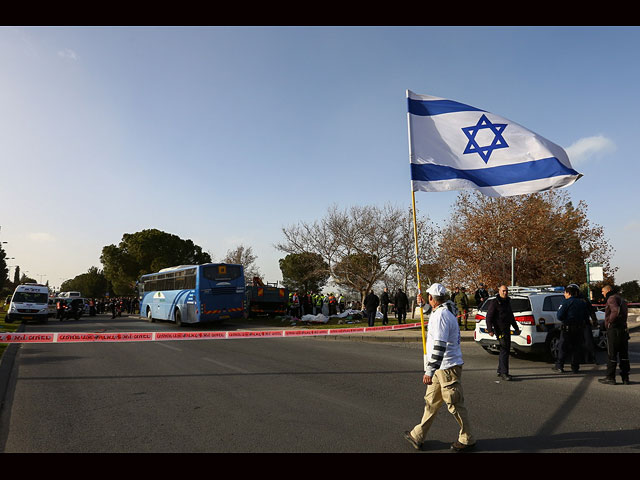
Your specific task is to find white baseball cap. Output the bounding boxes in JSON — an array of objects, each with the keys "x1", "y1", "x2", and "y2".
[{"x1": 426, "y1": 283, "x2": 447, "y2": 296}]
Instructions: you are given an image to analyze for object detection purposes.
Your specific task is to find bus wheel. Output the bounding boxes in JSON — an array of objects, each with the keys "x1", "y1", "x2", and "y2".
[
  {"x1": 175, "y1": 309, "x2": 182, "y2": 327},
  {"x1": 146, "y1": 308, "x2": 155, "y2": 323}
]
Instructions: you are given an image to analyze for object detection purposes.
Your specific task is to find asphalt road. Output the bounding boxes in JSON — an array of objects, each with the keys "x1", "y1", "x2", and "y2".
[{"x1": 1, "y1": 314, "x2": 639, "y2": 453}]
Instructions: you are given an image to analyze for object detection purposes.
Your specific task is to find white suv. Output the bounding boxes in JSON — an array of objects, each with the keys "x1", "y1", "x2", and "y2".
[{"x1": 474, "y1": 286, "x2": 605, "y2": 361}]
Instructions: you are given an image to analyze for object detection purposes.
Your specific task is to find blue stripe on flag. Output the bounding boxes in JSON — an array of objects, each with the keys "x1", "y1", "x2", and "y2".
[
  {"x1": 408, "y1": 98, "x2": 485, "y2": 117},
  {"x1": 411, "y1": 157, "x2": 579, "y2": 187}
]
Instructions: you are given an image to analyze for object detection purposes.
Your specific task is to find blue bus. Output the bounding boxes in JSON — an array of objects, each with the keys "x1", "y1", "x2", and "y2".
[{"x1": 138, "y1": 263, "x2": 245, "y2": 326}]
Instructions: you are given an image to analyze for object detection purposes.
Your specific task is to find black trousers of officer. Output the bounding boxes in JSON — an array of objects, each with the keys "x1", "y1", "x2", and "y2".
[
  {"x1": 397, "y1": 307, "x2": 407, "y2": 324},
  {"x1": 606, "y1": 326, "x2": 630, "y2": 381},
  {"x1": 583, "y1": 325, "x2": 597, "y2": 363},
  {"x1": 381, "y1": 304, "x2": 389, "y2": 325},
  {"x1": 367, "y1": 310, "x2": 376, "y2": 327},
  {"x1": 556, "y1": 325, "x2": 585, "y2": 372},
  {"x1": 497, "y1": 332, "x2": 511, "y2": 375}
]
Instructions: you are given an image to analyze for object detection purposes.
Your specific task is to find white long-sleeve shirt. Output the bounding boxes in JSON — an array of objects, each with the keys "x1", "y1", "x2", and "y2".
[{"x1": 424, "y1": 304, "x2": 464, "y2": 377}]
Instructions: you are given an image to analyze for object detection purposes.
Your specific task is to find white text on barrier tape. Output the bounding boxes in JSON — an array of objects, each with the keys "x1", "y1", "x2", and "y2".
[{"x1": 0, "y1": 322, "x2": 424, "y2": 344}]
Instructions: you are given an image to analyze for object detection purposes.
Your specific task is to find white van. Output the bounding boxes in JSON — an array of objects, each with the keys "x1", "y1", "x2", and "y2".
[{"x1": 6, "y1": 283, "x2": 51, "y2": 324}]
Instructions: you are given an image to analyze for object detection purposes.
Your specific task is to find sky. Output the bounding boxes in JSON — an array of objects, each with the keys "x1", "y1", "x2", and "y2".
[{"x1": 1, "y1": 26, "x2": 638, "y2": 291}]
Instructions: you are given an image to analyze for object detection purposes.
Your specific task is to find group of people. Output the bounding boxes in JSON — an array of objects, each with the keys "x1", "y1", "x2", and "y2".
[
  {"x1": 287, "y1": 288, "x2": 411, "y2": 326},
  {"x1": 287, "y1": 291, "x2": 347, "y2": 318},
  {"x1": 403, "y1": 281, "x2": 632, "y2": 453},
  {"x1": 363, "y1": 287, "x2": 410, "y2": 327},
  {"x1": 552, "y1": 284, "x2": 630, "y2": 385},
  {"x1": 56, "y1": 296, "x2": 139, "y2": 319},
  {"x1": 89, "y1": 297, "x2": 139, "y2": 317}
]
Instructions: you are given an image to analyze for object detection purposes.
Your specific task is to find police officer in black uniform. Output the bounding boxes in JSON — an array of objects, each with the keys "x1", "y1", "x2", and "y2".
[
  {"x1": 380, "y1": 288, "x2": 390, "y2": 325},
  {"x1": 553, "y1": 284, "x2": 588, "y2": 374},
  {"x1": 486, "y1": 285, "x2": 521, "y2": 381},
  {"x1": 569, "y1": 283, "x2": 599, "y2": 364}
]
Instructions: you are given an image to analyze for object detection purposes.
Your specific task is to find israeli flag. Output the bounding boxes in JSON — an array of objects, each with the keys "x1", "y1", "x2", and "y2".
[{"x1": 407, "y1": 90, "x2": 582, "y2": 197}]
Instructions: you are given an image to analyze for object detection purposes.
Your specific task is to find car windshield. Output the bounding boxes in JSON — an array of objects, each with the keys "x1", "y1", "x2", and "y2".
[
  {"x1": 479, "y1": 297, "x2": 532, "y2": 313},
  {"x1": 13, "y1": 292, "x2": 48, "y2": 304}
]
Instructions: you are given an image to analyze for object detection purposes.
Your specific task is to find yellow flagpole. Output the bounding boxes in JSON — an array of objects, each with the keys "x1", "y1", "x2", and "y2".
[
  {"x1": 411, "y1": 189, "x2": 427, "y2": 355},
  {"x1": 407, "y1": 89, "x2": 427, "y2": 356}
]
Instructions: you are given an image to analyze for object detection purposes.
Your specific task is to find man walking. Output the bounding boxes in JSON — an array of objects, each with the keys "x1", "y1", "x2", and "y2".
[
  {"x1": 394, "y1": 288, "x2": 409, "y2": 324},
  {"x1": 364, "y1": 290, "x2": 379, "y2": 327},
  {"x1": 485, "y1": 285, "x2": 520, "y2": 381},
  {"x1": 455, "y1": 286, "x2": 470, "y2": 331},
  {"x1": 380, "y1": 288, "x2": 390, "y2": 325},
  {"x1": 404, "y1": 283, "x2": 476, "y2": 452},
  {"x1": 599, "y1": 285, "x2": 630, "y2": 385}
]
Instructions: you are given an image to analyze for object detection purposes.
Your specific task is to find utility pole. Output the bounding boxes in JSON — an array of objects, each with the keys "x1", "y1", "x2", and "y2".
[{"x1": 511, "y1": 247, "x2": 518, "y2": 286}]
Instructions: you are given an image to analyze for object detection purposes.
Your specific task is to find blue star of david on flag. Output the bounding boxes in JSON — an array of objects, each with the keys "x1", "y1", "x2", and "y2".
[
  {"x1": 461, "y1": 114, "x2": 508, "y2": 164},
  {"x1": 406, "y1": 91, "x2": 582, "y2": 197}
]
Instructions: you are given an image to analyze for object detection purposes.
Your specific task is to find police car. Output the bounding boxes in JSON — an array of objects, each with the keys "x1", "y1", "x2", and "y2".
[{"x1": 474, "y1": 286, "x2": 604, "y2": 361}]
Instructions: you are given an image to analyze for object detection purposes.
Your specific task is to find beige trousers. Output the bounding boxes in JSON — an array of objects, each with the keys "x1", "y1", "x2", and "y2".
[{"x1": 410, "y1": 365, "x2": 474, "y2": 445}]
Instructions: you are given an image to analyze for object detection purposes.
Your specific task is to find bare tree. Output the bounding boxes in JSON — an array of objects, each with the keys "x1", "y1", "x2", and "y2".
[
  {"x1": 276, "y1": 203, "x2": 438, "y2": 302},
  {"x1": 223, "y1": 244, "x2": 261, "y2": 281}
]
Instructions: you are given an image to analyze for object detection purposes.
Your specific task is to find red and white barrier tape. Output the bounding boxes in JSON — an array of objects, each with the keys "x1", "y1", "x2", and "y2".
[{"x1": 0, "y1": 322, "x2": 423, "y2": 344}]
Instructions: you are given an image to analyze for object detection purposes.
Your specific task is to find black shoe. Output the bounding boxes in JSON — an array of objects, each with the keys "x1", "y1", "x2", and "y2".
[
  {"x1": 622, "y1": 379, "x2": 630, "y2": 385},
  {"x1": 498, "y1": 373, "x2": 512, "y2": 381},
  {"x1": 551, "y1": 367, "x2": 565, "y2": 373},
  {"x1": 598, "y1": 377, "x2": 617, "y2": 385},
  {"x1": 451, "y1": 440, "x2": 476, "y2": 452},
  {"x1": 403, "y1": 431, "x2": 422, "y2": 450}
]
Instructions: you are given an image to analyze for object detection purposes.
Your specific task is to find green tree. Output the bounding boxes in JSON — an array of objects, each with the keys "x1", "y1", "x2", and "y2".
[
  {"x1": 0, "y1": 244, "x2": 7, "y2": 292},
  {"x1": 100, "y1": 229, "x2": 211, "y2": 295},
  {"x1": 279, "y1": 252, "x2": 329, "y2": 293},
  {"x1": 620, "y1": 280, "x2": 640, "y2": 303},
  {"x1": 60, "y1": 267, "x2": 109, "y2": 298},
  {"x1": 20, "y1": 273, "x2": 37, "y2": 284},
  {"x1": 332, "y1": 252, "x2": 381, "y2": 302}
]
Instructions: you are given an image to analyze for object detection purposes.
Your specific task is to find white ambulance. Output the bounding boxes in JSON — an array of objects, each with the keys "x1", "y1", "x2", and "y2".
[{"x1": 5, "y1": 283, "x2": 51, "y2": 324}]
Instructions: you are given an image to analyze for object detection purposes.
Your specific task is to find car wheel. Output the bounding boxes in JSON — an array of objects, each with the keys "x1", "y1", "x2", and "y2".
[
  {"x1": 546, "y1": 329, "x2": 561, "y2": 362},
  {"x1": 175, "y1": 308, "x2": 182, "y2": 327},
  {"x1": 147, "y1": 307, "x2": 155, "y2": 323}
]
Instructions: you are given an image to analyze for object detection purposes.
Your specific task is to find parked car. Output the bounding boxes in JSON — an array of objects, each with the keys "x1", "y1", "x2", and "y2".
[{"x1": 474, "y1": 286, "x2": 605, "y2": 362}]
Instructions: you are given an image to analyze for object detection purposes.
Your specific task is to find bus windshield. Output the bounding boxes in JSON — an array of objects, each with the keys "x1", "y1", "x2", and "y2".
[{"x1": 202, "y1": 264, "x2": 243, "y2": 282}]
